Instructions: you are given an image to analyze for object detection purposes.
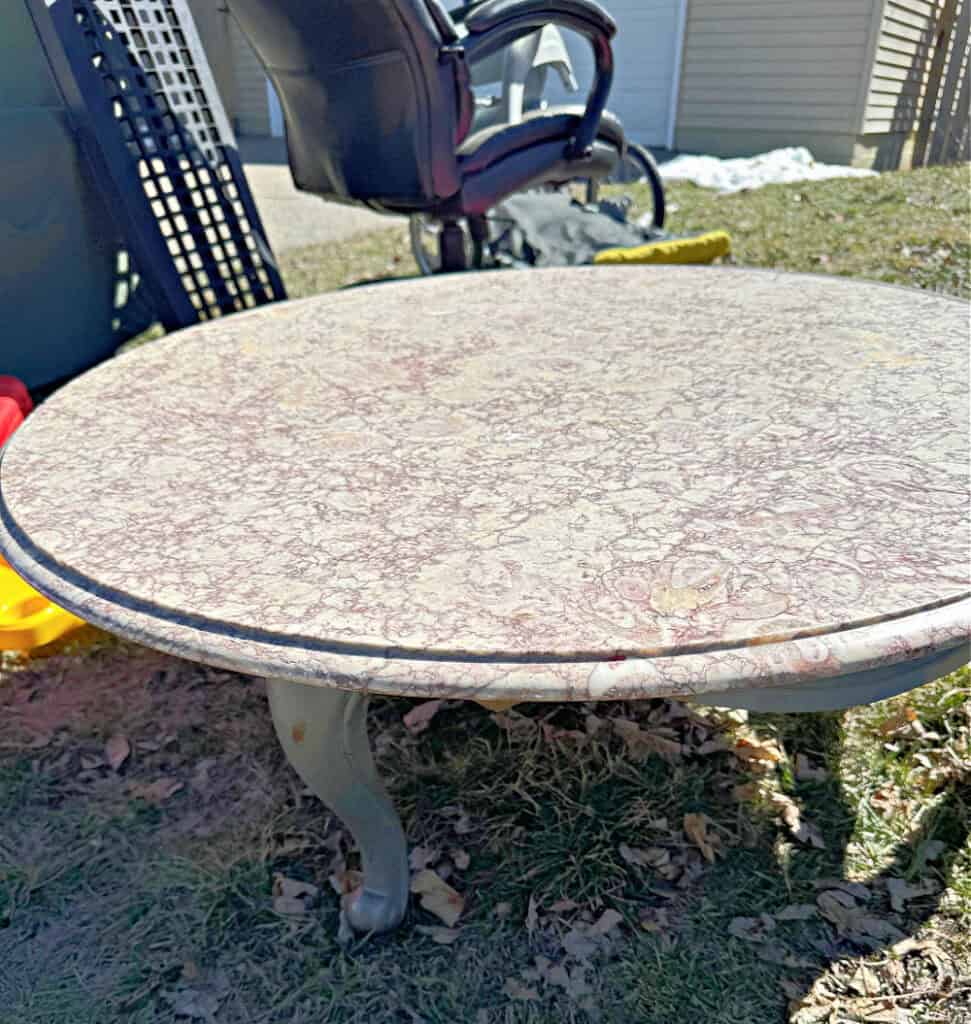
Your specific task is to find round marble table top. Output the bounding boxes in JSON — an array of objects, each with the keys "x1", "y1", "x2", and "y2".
[{"x1": 0, "y1": 267, "x2": 968, "y2": 701}]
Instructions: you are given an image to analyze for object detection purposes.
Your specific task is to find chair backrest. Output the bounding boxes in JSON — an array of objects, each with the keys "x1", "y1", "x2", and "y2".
[{"x1": 225, "y1": 0, "x2": 466, "y2": 210}]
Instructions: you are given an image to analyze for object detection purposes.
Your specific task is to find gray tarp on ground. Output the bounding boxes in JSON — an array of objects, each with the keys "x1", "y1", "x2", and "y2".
[{"x1": 486, "y1": 192, "x2": 662, "y2": 267}]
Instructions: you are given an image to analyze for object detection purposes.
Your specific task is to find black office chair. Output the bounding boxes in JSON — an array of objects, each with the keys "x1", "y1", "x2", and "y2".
[{"x1": 225, "y1": 0, "x2": 627, "y2": 271}]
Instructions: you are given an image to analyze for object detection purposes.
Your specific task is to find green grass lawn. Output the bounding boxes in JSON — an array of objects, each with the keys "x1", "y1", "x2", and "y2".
[{"x1": 1, "y1": 163, "x2": 969, "y2": 1024}]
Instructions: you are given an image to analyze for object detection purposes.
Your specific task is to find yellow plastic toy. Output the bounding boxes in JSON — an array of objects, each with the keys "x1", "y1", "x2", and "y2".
[
  {"x1": 593, "y1": 229, "x2": 731, "y2": 266},
  {"x1": 0, "y1": 554, "x2": 85, "y2": 650}
]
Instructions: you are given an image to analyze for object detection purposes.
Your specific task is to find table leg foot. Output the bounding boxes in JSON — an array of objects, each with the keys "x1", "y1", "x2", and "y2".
[{"x1": 265, "y1": 679, "x2": 409, "y2": 933}]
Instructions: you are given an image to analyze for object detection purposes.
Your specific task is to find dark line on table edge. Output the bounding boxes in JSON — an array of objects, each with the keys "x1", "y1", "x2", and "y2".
[{"x1": 1, "y1": 477, "x2": 967, "y2": 667}]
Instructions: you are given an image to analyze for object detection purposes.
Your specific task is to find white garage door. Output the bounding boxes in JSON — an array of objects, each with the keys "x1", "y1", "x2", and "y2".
[{"x1": 547, "y1": 0, "x2": 683, "y2": 148}]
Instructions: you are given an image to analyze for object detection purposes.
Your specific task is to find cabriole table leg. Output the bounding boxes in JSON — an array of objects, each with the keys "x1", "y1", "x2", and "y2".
[{"x1": 265, "y1": 679, "x2": 409, "y2": 933}]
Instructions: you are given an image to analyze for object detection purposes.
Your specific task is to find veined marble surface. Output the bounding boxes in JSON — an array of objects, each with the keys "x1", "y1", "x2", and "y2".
[{"x1": 1, "y1": 267, "x2": 968, "y2": 700}]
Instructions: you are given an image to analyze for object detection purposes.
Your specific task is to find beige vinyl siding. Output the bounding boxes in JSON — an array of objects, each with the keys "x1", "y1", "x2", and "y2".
[
  {"x1": 228, "y1": 16, "x2": 270, "y2": 136},
  {"x1": 185, "y1": 2, "x2": 237, "y2": 120},
  {"x1": 674, "y1": 0, "x2": 877, "y2": 165},
  {"x1": 862, "y1": 0, "x2": 967, "y2": 137}
]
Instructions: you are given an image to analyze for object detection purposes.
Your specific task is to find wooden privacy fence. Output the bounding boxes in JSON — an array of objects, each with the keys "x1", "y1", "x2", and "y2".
[{"x1": 912, "y1": 0, "x2": 970, "y2": 167}]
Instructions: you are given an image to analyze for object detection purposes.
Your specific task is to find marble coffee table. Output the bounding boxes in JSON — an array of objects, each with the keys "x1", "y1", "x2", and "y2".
[{"x1": 1, "y1": 267, "x2": 968, "y2": 933}]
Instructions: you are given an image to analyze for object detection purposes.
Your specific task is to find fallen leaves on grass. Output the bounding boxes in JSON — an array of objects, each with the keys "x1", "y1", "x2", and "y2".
[
  {"x1": 408, "y1": 845, "x2": 440, "y2": 871},
  {"x1": 105, "y1": 734, "x2": 131, "y2": 772},
  {"x1": 272, "y1": 874, "x2": 319, "y2": 916},
  {"x1": 733, "y1": 733, "x2": 785, "y2": 770},
  {"x1": 127, "y1": 777, "x2": 184, "y2": 804},
  {"x1": 503, "y1": 977, "x2": 540, "y2": 1001},
  {"x1": 879, "y1": 706, "x2": 920, "y2": 738},
  {"x1": 816, "y1": 888, "x2": 905, "y2": 944},
  {"x1": 403, "y1": 700, "x2": 444, "y2": 735},
  {"x1": 785, "y1": 935, "x2": 963, "y2": 1024},
  {"x1": 770, "y1": 791, "x2": 826, "y2": 849},
  {"x1": 491, "y1": 711, "x2": 537, "y2": 737},
  {"x1": 775, "y1": 903, "x2": 817, "y2": 921},
  {"x1": 450, "y1": 848, "x2": 470, "y2": 870},
  {"x1": 728, "y1": 914, "x2": 776, "y2": 943},
  {"x1": 161, "y1": 969, "x2": 230, "y2": 1022},
  {"x1": 612, "y1": 718, "x2": 682, "y2": 762},
  {"x1": 410, "y1": 868, "x2": 464, "y2": 926},
  {"x1": 683, "y1": 812, "x2": 720, "y2": 863},
  {"x1": 795, "y1": 752, "x2": 828, "y2": 782},
  {"x1": 885, "y1": 877, "x2": 937, "y2": 912},
  {"x1": 416, "y1": 925, "x2": 461, "y2": 945},
  {"x1": 618, "y1": 843, "x2": 673, "y2": 874}
]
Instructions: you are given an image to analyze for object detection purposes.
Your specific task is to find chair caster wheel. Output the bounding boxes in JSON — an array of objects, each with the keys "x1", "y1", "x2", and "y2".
[{"x1": 438, "y1": 222, "x2": 469, "y2": 273}]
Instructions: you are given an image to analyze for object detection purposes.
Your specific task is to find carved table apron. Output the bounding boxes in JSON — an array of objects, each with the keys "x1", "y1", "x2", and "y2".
[{"x1": 1, "y1": 267, "x2": 968, "y2": 933}]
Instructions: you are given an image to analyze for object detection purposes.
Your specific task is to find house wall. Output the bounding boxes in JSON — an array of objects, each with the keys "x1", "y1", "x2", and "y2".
[
  {"x1": 227, "y1": 14, "x2": 271, "y2": 136},
  {"x1": 184, "y1": 0, "x2": 237, "y2": 123},
  {"x1": 185, "y1": 1, "x2": 269, "y2": 137},
  {"x1": 673, "y1": 0, "x2": 880, "y2": 165},
  {"x1": 858, "y1": 0, "x2": 966, "y2": 168}
]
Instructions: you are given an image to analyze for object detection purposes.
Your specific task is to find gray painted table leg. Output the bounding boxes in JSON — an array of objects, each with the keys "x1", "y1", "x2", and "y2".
[{"x1": 265, "y1": 679, "x2": 409, "y2": 933}]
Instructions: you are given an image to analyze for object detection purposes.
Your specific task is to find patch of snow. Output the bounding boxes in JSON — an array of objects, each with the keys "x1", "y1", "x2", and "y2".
[{"x1": 659, "y1": 146, "x2": 877, "y2": 194}]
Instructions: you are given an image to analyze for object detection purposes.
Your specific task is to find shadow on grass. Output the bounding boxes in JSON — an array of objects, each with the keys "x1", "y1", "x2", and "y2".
[
  {"x1": 0, "y1": 643, "x2": 968, "y2": 1024},
  {"x1": 777, "y1": 709, "x2": 970, "y2": 1017}
]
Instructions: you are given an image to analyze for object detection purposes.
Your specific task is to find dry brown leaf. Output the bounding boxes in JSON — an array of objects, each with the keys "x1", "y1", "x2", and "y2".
[
  {"x1": 589, "y1": 908, "x2": 623, "y2": 936},
  {"x1": 771, "y1": 792, "x2": 825, "y2": 848},
  {"x1": 416, "y1": 925, "x2": 461, "y2": 945},
  {"x1": 561, "y1": 926, "x2": 601, "y2": 962},
  {"x1": 728, "y1": 914, "x2": 775, "y2": 943},
  {"x1": 549, "y1": 898, "x2": 579, "y2": 914},
  {"x1": 450, "y1": 848, "x2": 470, "y2": 871},
  {"x1": 775, "y1": 903, "x2": 817, "y2": 921},
  {"x1": 813, "y1": 879, "x2": 871, "y2": 900},
  {"x1": 272, "y1": 874, "x2": 319, "y2": 915},
  {"x1": 886, "y1": 877, "x2": 936, "y2": 912},
  {"x1": 409, "y1": 845, "x2": 440, "y2": 871},
  {"x1": 888, "y1": 936, "x2": 945, "y2": 959},
  {"x1": 795, "y1": 753, "x2": 828, "y2": 782},
  {"x1": 613, "y1": 718, "x2": 682, "y2": 761},
  {"x1": 731, "y1": 781, "x2": 766, "y2": 803},
  {"x1": 733, "y1": 734, "x2": 785, "y2": 769},
  {"x1": 410, "y1": 869, "x2": 464, "y2": 927},
  {"x1": 105, "y1": 734, "x2": 131, "y2": 772},
  {"x1": 638, "y1": 906, "x2": 670, "y2": 934},
  {"x1": 696, "y1": 736, "x2": 733, "y2": 755},
  {"x1": 403, "y1": 700, "x2": 443, "y2": 735},
  {"x1": 879, "y1": 706, "x2": 918, "y2": 737},
  {"x1": 683, "y1": 812, "x2": 719, "y2": 863},
  {"x1": 328, "y1": 867, "x2": 363, "y2": 898},
  {"x1": 128, "y1": 777, "x2": 183, "y2": 804},
  {"x1": 491, "y1": 711, "x2": 537, "y2": 736},
  {"x1": 619, "y1": 844, "x2": 671, "y2": 872},
  {"x1": 540, "y1": 723, "x2": 586, "y2": 745},
  {"x1": 503, "y1": 978, "x2": 539, "y2": 1001},
  {"x1": 848, "y1": 965, "x2": 883, "y2": 997},
  {"x1": 584, "y1": 713, "x2": 606, "y2": 737},
  {"x1": 817, "y1": 890, "x2": 905, "y2": 943}
]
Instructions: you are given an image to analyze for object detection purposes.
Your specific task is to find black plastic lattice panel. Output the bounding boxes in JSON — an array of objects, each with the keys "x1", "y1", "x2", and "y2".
[{"x1": 31, "y1": 0, "x2": 285, "y2": 328}]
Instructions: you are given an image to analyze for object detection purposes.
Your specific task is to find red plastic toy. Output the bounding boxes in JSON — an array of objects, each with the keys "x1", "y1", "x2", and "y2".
[
  {"x1": 0, "y1": 375, "x2": 33, "y2": 418},
  {"x1": 0, "y1": 375, "x2": 86, "y2": 649},
  {"x1": 0, "y1": 395, "x2": 24, "y2": 446}
]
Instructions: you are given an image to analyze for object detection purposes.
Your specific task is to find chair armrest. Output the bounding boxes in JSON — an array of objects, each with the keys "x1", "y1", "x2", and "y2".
[
  {"x1": 448, "y1": 0, "x2": 489, "y2": 25},
  {"x1": 464, "y1": 0, "x2": 615, "y2": 38},
  {"x1": 460, "y1": 0, "x2": 615, "y2": 157}
]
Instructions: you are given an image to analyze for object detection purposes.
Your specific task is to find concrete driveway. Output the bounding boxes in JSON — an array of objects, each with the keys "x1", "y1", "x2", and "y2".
[{"x1": 239, "y1": 137, "x2": 403, "y2": 253}]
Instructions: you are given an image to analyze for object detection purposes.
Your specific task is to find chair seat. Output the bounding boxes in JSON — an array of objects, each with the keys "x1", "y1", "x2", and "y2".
[{"x1": 458, "y1": 105, "x2": 626, "y2": 176}]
